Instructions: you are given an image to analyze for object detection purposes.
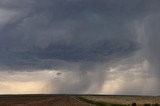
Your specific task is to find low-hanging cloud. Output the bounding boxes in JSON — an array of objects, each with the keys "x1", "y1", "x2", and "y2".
[
  {"x1": 0, "y1": 0, "x2": 141, "y2": 70},
  {"x1": 135, "y1": 14, "x2": 160, "y2": 94}
]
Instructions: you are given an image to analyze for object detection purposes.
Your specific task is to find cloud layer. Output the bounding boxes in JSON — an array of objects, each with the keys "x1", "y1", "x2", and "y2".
[
  {"x1": 0, "y1": 0, "x2": 141, "y2": 70},
  {"x1": 0, "y1": 0, "x2": 159, "y2": 95}
]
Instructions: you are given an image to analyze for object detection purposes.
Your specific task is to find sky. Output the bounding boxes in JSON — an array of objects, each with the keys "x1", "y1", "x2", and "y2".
[{"x1": 0, "y1": 0, "x2": 159, "y2": 95}]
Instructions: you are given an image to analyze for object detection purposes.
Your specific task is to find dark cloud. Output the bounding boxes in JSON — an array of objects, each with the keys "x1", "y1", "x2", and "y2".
[
  {"x1": 0, "y1": 0, "x2": 143, "y2": 70},
  {"x1": 0, "y1": 0, "x2": 160, "y2": 94},
  {"x1": 139, "y1": 14, "x2": 160, "y2": 94}
]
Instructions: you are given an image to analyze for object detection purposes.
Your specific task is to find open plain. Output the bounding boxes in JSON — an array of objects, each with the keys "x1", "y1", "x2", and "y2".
[
  {"x1": 0, "y1": 95, "x2": 94, "y2": 106},
  {"x1": 0, "y1": 95, "x2": 159, "y2": 106}
]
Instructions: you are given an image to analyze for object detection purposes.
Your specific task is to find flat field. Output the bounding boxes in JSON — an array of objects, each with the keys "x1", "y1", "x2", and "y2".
[
  {"x1": 81, "y1": 95, "x2": 160, "y2": 105},
  {"x1": 0, "y1": 95, "x2": 159, "y2": 106},
  {"x1": 0, "y1": 95, "x2": 94, "y2": 106}
]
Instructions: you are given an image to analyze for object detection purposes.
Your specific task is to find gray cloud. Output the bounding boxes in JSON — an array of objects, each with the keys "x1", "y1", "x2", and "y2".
[
  {"x1": 136, "y1": 14, "x2": 160, "y2": 94},
  {"x1": 46, "y1": 70, "x2": 106, "y2": 94},
  {"x1": 0, "y1": 0, "x2": 160, "y2": 94},
  {"x1": 0, "y1": 0, "x2": 143, "y2": 70}
]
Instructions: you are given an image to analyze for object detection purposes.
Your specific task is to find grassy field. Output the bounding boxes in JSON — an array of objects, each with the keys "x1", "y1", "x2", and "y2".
[
  {"x1": 79, "y1": 95, "x2": 160, "y2": 106},
  {"x1": 0, "y1": 95, "x2": 159, "y2": 106}
]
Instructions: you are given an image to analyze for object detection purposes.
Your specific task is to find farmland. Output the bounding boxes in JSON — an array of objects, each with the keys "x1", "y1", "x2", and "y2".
[
  {"x1": 0, "y1": 95, "x2": 94, "y2": 106},
  {"x1": 80, "y1": 95, "x2": 160, "y2": 106},
  {"x1": 0, "y1": 95, "x2": 159, "y2": 106}
]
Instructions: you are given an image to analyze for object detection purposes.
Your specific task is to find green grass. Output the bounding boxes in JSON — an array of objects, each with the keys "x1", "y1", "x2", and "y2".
[
  {"x1": 77, "y1": 97, "x2": 160, "y2": 106},
  {"x1": 77, "y1": 97, "x2": 130, "y2": 106},
  {"x1": 144, "y1": 103, "x2": 160, "y2": 106}
]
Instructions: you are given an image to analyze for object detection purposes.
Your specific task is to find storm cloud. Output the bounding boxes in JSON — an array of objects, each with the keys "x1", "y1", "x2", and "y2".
[
  {"x1": 0, "y1": 0, "x2": 141, "y2": 70},
  {"x1": 0, "y1": 0, "x2": 159, "y2": 94}
]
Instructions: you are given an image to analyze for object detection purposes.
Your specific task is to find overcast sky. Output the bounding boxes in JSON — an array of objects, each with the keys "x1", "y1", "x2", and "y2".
[{"x1": 0, "y1": 0, "x2": 159, "y2": 95}]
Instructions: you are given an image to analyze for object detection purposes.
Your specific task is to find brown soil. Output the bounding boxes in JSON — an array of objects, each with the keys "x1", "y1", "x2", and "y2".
[{"x1": 0, "y1": 95, "x2": 94, "y2": 106}]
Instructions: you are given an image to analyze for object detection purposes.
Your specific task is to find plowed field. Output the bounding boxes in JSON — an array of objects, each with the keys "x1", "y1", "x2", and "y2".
[{"x1": 0, "y1": 95, "x2": 94, "y2": 106}]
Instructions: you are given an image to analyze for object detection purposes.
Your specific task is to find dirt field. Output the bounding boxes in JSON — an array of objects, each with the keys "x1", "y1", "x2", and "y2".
[
  {"x1": 0, "y1": 95, "x2": 160, "y2": 106},
  {"x1": 0, "y1": 95, "x2": 94, "y2": 106},
  {"x1": 82, "y1": 95, "x2": 160, "y2": 105}
]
